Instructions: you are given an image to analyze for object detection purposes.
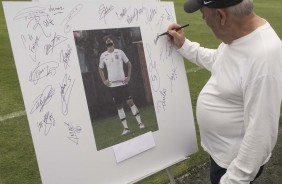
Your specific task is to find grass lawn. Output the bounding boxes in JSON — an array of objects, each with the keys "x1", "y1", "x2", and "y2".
[
  {"x1": 0, "y1": 0, "x2": 281, "y2": 184},
  {"x1": 93, "y1": 105, "x2": 158, "y2": 151},
  {"x1": 0, "y1": 116, "x2": 41, "y2": 184}
]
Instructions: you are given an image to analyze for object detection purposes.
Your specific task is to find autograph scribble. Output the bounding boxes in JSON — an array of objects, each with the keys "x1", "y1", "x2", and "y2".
[
  {"x1": 155, "y1": 6, "x2": 173, "y2": 28},
  {"x1": 156, "y1": 14, "x2": 165, "y2": 30},
  {"x1": 21, "y1": 35, "x2": 27, "y2": 49},
  {"x1": 98, "y1": 4, "x2": 114, "y2": 24},
  {"x1": 167, "y1": 66, "x2": 177, "y2": 93},
  {"x1": 60, "y1": 74, "x2": 75, "y2": 115},
  {"x1": 13, "y1": 6, "x2": 53, "y2": 37},
  {"x1": 29, "y1": 35, "x2": 40, "y2": 61},
  {"x1": 44, "y1": 32, "x2": 68, "y2": 55},
  {"x1": 13, "y1": 6, "x2": 47, "y2": 21},
  {"x1": 165, "y1": 6, "x2": 174, "y2": 21},
  {"x1": 21, "y1": 34, "x2": 41, "y2": 62},
  {"x1": 157, "y1": 42, "x2": 174, "y2": 63},
  {"x1": 126, "y1": 7, "x2": 145, "y2": 24},
  {"x1": 157, "y1": 88, "x2": 167, "y2": 113},
  {"x1": 154, "y1": 33, "x2": 159, "y2": 45},
  {"x1": 43, "y1": 15, "x2": 54, "y2": 28},
  {"x1": 61, "y1": 4, "x2": 83, "y2": 33},
  {"x1": 30, "y1": 85, "x2": 55, "y2": 114},
  {"x1": 37, "y1": 111, "x2": 56, "y2": 136},
  {"x1": 29, "y1": 61, "x2": 59, "y2": 85},
  {"x1": 64, "y1": 122, "x2": 82, "y2": 145},
  {"x1": 60, "y1": 44, "x2": 72, "y2": 69},
  {"x1": 146, "y1": 43, "x2": 160, "y2": 92},
  {"x1": 165, "y1": 41, "x2": 174, "y2": 59},
  {"x1": 116, "y1": 7, "x2": 130, "y2": 20},
  {"x1": 49, "y1": 5, "x2": 64, "y2": 15},
  {"x1": 159, "y1": 46, "x2": 164, "y2": 61},
  {"x1": 145, "y1": 7, "x2": 157, "y2": 24}
]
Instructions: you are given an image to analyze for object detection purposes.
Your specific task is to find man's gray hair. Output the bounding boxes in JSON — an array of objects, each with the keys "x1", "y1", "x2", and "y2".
[{"x1": 227, "y1": 0, "x2": 254, "y2": 17}]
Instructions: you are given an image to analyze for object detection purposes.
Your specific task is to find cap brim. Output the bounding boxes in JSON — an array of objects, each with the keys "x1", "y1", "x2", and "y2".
[{"x1": 184, "y1": 0, "x2": 202, "y2": 13}]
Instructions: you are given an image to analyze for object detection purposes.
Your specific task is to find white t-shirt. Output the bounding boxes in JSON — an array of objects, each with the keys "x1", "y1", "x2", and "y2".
[
  {"x1": 178, "y1": 22, "x2": 282, "y2": 183},
  {"x1": 99, "y1": 49, "x2": 129, "y2": 87}
]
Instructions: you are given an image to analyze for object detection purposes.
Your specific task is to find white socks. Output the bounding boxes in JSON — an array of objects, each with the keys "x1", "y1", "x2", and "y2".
[
  {"x1": 118, "y1": 108, "x2": 128, "y2": 129},
  {"x1": 130, "y1": 105, "x2": 142, "y2": 124},
  {"x1": 118, "y1": 105, "x2": 142, "y2": 129}
]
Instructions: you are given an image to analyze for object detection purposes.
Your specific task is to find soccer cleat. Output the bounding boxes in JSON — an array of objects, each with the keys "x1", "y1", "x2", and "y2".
[
  {"x1": 139, "y1": 123, "x2": 145, "y2": 129},
  {"x1": 121, "y1": 128, "x2": 130, "y2": 135}
]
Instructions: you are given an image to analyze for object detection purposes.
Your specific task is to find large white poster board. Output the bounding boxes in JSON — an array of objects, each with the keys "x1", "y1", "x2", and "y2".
[{"x1": 3, "y1": 1, "x2": 198, "y2": 184}]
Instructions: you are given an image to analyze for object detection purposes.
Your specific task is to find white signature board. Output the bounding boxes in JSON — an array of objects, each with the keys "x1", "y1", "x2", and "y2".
[{"x1": 3, "y1": 1, "x2": 198, "y2": 184}]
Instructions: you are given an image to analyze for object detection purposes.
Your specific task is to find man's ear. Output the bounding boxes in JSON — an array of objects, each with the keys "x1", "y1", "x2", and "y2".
[{"x1": 216, "y1": 9, "x2": 227, "y2": 26}]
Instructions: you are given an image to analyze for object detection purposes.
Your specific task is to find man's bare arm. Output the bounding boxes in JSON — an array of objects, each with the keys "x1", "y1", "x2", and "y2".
[
  {"x1": 98, "y1": 67, "x2": 110, "y2": 86},
  {"x1": 124, "y1": 61, "x2": 132, "y2": 84}
]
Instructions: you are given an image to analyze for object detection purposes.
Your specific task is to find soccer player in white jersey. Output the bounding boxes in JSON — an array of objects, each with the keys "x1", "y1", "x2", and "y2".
[{"x1": 99, "y1": 38, "x2": 145, "y2": 135}]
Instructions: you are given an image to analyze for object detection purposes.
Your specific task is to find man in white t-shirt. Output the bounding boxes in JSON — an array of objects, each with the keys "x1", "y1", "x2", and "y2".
[
  {"x1": 168, "y1": 0, "x2": 282, "y2": 183},
  {"x1": 99, "y1": 38, "x2": 145, "y2": 135}
]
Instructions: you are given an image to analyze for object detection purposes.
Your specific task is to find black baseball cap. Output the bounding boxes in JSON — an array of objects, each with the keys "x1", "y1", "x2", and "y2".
[{"x1": 184, "y1": 0, "x2": 243, "y2": 13}]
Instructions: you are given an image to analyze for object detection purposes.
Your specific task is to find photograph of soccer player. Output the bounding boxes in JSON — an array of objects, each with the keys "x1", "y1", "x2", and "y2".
[
  {"x1": 73, "y1": 27, "x2": 159, "y2": 151},
  {"x1": 98, "y1": 38, "x2": 145, "y2": 135}
]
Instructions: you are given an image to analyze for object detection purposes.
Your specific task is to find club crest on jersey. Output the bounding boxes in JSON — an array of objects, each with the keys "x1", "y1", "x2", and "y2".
[{"x1": 115, "y1": 55, "x2": 119, "y2": 60}]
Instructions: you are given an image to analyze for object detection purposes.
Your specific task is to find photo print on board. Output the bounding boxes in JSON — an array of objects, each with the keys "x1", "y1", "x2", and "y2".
[{"x1": 73, "y1": 27, "x2": 159, "y2": 151}]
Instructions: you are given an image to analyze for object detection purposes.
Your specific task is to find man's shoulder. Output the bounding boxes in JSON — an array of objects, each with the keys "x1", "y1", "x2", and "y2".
[
  {"x1": 100, "y1": 51, "x2": 109, "y2": 57},
  {"x1": 114, "y1": 49, "x2": 124, "y2": 54}
]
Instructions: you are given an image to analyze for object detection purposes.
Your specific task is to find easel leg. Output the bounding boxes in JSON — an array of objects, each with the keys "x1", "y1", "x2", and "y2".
[{"x1": 166, "y1": 168, "x2": 176, "y2": 184}]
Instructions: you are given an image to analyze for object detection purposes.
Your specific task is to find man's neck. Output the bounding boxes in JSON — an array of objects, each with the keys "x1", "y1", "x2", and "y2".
[
  {"x1": 228, "y1": 13, "x2": 266, "y2": 43},
  {"x1": 107, "y1": 48, "x2": 114, "y2": 53}
]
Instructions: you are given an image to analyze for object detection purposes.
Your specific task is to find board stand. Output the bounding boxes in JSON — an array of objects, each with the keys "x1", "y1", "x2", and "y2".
[{"x1": 166, "y1": 168, "x2": 176, "y2": 184}]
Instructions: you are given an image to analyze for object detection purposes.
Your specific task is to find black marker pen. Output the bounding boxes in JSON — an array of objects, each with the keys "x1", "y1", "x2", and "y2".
[{"x1": 158, "y1": 23, "x2": 190, "y2": 37}]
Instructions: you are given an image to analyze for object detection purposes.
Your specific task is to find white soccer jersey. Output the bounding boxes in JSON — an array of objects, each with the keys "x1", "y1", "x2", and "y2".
[{"x1": 99, "y1": 49, "x2": 129, "y2": 87}]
